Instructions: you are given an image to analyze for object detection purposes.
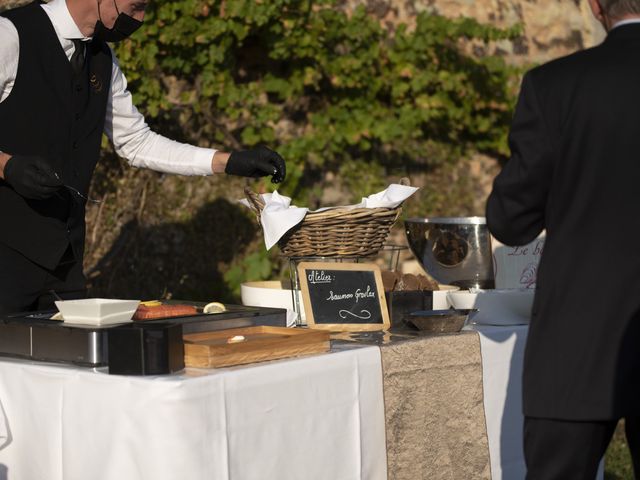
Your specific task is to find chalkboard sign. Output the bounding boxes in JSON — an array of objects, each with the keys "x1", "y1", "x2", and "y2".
[{"x1": 297, "y1": 262, "x2": 390, "y2": 332}]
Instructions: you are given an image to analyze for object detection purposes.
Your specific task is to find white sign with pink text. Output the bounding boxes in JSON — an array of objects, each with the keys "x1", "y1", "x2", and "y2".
[{"x1": 492, "y1": 234, "x2": 545, "y2": 290}]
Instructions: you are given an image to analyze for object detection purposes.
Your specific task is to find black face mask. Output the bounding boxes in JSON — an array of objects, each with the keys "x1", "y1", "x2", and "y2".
[{"x1": 94, "y1": 0, "x2": 143, "y2": 43}]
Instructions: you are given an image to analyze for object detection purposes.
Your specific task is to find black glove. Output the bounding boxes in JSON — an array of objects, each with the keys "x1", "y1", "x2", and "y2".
[
  {"x1": 3, "y1": 155, "x2": 63, "y2": 200},
  {"x1": 225, "y1": 146, "x2": 286, "y2": 184}
]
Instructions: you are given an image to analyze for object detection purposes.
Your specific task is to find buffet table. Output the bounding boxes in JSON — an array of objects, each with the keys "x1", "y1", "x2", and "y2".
[{"x1": 0, "y1": 325, "x2": 531, "y2": 480}]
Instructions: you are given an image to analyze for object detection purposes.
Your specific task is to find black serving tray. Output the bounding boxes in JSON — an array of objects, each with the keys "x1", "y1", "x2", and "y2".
[
  {"x1": 0, "y1": 315, "x2": 111, "y2": 366},
  {"x1": 0, "y1": 303, "x2": 287, "y2": 374}
]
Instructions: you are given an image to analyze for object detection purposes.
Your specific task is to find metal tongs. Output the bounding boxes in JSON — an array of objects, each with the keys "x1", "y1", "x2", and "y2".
[{"x1": 53, "y1": 172, "x2": 102, "y2": 204}]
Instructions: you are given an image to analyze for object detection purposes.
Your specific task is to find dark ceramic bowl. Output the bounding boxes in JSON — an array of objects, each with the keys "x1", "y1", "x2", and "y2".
[{"x1": 406, "y1": 309, "x2": 477, "y2": 334}]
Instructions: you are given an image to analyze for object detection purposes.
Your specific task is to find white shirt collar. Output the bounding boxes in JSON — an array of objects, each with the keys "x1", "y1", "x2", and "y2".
[
  {"x1": 41, "y1": 0, "x2": 91, "y2": 41},
  {"x1": 612, "y1": 18, "x2": 640, "y2": 30}
]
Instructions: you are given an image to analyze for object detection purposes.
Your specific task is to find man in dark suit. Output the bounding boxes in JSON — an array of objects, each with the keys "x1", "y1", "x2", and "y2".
[{"x1": 486, "y1": 0, "x2": 640, "y2": 477}]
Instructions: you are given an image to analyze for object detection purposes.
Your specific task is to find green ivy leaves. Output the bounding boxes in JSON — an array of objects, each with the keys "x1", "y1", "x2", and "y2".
[{"x1": 116, "y1": 0, "x2": 520, "y2": 201}]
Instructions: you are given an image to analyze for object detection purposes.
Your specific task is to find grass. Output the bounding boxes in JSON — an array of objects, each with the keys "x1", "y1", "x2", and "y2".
[{"x1": 605, "y1": 421, "x2": 634, "y2": 480}]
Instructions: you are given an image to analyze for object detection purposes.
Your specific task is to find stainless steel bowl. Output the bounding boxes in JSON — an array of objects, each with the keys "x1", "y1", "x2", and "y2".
[{"x1": 405, "y1": 217, "x2": 495, "y2": 289}]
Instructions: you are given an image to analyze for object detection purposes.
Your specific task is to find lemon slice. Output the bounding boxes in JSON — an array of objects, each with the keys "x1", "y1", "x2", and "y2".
[
  {"x1": 203, "y1": 302, "x2": 226, "y2": 314},
  {"x1": 141, "y1": 300, "x2": 162, "y2": 307}
]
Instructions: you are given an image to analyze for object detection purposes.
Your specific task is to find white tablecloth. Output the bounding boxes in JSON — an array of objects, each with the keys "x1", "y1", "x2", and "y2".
[
  {"x1": 0, "y1": 346, "x2": 387, "y2": 480},
  {"x1": 0, "y1": 323, "x2": 606, "y2": 480},
  {"x1": 474, "y1": 324, "x2": 529, "y2": 480},
  {"x1": 474, "y1": 324, "x2": 603, "y2": 480}
]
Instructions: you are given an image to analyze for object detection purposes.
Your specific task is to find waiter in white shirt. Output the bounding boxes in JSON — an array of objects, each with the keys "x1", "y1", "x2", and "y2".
[{"x1": 0, "y1": 0, "x2": 286, "y2": 314}]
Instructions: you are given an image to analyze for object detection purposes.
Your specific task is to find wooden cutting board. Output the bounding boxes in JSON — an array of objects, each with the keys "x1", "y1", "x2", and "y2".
[{"x1": 183, "y1": 326, "x2": 330, "y2": 368}]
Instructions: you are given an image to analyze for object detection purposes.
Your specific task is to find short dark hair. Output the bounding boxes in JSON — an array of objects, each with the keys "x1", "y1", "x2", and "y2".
[{"x1": 601, "y1": 0, "x2": 640, "y2": 18}]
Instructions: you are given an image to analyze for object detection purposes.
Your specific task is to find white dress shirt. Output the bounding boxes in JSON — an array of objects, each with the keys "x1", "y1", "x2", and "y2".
[
  {"x1": 613, "y1": 18, "x2": 640, "y2": 29},
  {"x1": 0, "y1": 0, "x2": 215, "y2": 176}
]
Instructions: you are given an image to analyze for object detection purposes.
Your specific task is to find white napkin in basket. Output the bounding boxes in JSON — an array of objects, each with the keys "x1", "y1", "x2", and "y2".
[
  {"x1": 240, "y1": 184, "x2": 418, "y2": 250},
  {"x1": 240, "y1": 191, "x2": 308, "y2": 250},
  {"x1": 356, "y1": 183, "x2": 419, "y2": 208}
]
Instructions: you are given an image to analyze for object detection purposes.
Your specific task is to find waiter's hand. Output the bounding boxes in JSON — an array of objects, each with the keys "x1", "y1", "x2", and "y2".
[
  {"x1": 3, "y1": 155, "x2": 63, "y2": 200},
  {"x1": 224, "y1": 146, "x2": 286, "y2": 184}
]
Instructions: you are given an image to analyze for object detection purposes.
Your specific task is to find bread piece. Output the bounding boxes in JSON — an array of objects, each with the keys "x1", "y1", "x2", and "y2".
[
  {"x1": 400, "y1": 273, "x2": 420, "y2": 291},
  {"x1": 381, "y1": 270, "x2": 400, "y2": 292},
  {"x1": 416, "y1": 274, "x2": 440, "y2": 291}
]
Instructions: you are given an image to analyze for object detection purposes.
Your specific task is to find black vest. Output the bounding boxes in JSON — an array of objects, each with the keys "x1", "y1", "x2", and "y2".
[{"x1": 0, "y1": 1, "x2": 112, "y2": 269}]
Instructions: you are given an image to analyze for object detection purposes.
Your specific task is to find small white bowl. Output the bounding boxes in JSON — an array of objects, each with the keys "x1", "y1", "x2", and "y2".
[
  {"x1": 55, "y1": 298, "x2": 140, "y2": 326},
  {"x1": 431, "y1": 284, "x2": 461, "y2": 309},
  {"x1": 241, "y1": 281, "x2": 304, "y2": 325},
  {"x1": 446, "y1": 288, "x2": 534, "y2": 326}
]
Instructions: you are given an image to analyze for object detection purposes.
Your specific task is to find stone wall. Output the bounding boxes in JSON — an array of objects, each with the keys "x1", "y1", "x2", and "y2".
[
  {"x1": 0, "y1": 0, "x2": 21, "y2": 11},
  {"x1": 1, "y1": 0, "x2": 606, "y2": 64},
  {"x1": 345, "y1": 0, "x2": 605, "y2": 65}
]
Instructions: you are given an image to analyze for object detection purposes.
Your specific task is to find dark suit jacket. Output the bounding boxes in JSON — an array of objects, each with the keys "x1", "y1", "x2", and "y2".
[{"x1": 486, "y1": 24, "x2": 640, "y2": 420}]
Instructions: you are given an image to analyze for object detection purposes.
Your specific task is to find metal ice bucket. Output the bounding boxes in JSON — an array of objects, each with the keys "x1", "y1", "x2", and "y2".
[{"x1": 405, "y1": 217, "x2": 495, "y2": 289}]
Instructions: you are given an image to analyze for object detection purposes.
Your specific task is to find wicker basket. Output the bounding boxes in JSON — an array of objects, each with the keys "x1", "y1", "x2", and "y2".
[{"x1": 244, "y1": 185, "x2": 406, "y2": 258}]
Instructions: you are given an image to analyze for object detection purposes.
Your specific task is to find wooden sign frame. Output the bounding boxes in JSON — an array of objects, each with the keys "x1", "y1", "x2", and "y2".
[{"x1": 296, "y1": 261, "x2": 390, "y2": 332}]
